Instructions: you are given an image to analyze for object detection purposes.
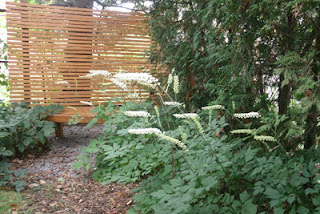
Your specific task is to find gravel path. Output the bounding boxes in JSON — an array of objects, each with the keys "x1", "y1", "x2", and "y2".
[
  {"x1": 10, "y1": 124, "x2": 137, "y2": 214},
  {"x1": 25, "y1": 124, "x2": 103, "y2": 178}
]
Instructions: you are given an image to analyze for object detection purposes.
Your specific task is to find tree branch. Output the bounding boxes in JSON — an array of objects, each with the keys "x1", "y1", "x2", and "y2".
[{"x1": 93, "y1": 0, "x2": 146, "y2": 12}]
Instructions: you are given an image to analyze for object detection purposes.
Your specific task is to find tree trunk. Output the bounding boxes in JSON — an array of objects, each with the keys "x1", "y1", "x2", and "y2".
[
  {"x1": 278, "y1": 12, "x2": 295, "y2": 116},
  {"x1": 304, "y1": 20, "x2": 320, "y2": 149},
  {"x1": 67, "y1": 0, "x2": 93, "y2": 9},
  {"x1": 278, "y1": 74, "x2": 291, "y2": 115}
]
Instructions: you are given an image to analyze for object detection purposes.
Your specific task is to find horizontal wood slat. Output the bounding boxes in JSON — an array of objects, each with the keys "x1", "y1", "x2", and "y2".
[
  {"x1": 7, "y1": 30, "x2": 151, "y2": 41},
  {"x1": 7, "y1": 2, "x2": 164, "y2": 106},
  {"x1": 7, "y1": 34, "x2": 152, "y2": 45},
  {"x1": 6, "y1": 16, "x2": 148, "y2": 29},
  {"x1": 7, "y1": 21, "x2": 149, "y2": 35},
  {"x1": 6, "y1": 2, "x2": 146, "y2": 17},
  {"x1": 8, "y1": 43, "x2": 150, "y2": 52}
]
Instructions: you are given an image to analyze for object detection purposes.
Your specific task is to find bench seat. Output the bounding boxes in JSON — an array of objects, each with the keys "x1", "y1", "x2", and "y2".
[{"x1": 47, "y1": 106, "x2": 104, "y2": 137}]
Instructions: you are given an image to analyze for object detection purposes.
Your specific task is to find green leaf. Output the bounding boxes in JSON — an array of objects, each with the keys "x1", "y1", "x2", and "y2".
[
  {"x1": 287, "y1": 195, "x2": 295, "y2": 205},
  {"x1": 44, "y1": 126, "x2": 55, "y2": 137},
  {"x1": 0, "y1": 148, "x2": 13, "y2": 157},
  {"x1": 312, "y1": 195, "x2": 320, "y2": 206},
  {"x1": 273, "y1": 207, "x2": 285, "y2": 214},
  {"x1": 239, "y1": 191, "x2": 249, "y2": 202},
  {"x1": 85, "y1": 163, "x2": 91, "y2": 170},
  {"x1": 201, "y1": 176, "x2": 218, "y2": 191},
  {"x1": 126, "y1": 208, "x2": 137, "y2": 214},
  {"x1": 265, "y1": 187, "x2": 281, "y2": 200},
  {"x1": 297, "y1": 206, "x2": 310, "y2": 214},
  {"x1": 0, "y1": 131, "x2": 9, "y2": 138},
  {"x1": 13, "y1": 180, "x2": 26, "y2": 192},
  {"x1": 245, "y1": 147, "x2": 258, "y2": 162},
  {"x1": 241, "y1": 200, "x2": 257, "y2": 214},
  {"x1": 151, "y1": 190, "x2": 167, "y2": 199},
  {"x1": 13, "y1": 169, "x2": 27, "y2": 178}
]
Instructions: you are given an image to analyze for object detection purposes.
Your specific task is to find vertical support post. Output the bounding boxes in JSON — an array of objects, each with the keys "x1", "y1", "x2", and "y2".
[
  {"x1": 55, "y1": 123, "x2": 64, "y2": 138},
  {"x1": 21, "y1": 0, "x2": 30, "y2": 103}
]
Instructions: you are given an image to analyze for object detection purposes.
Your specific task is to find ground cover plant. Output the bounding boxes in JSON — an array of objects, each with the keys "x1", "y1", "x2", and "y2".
[
  {"x1": 0, "y1": 102, "x2": 63, "y2": 191},
  {"x1": 75, "y1": 70, "x2": 320, "y2": 213}
]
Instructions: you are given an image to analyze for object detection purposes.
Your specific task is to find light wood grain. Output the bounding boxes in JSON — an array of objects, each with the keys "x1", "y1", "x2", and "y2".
[{"x1": 7, "y1": 2, "x2": 165, "y2": 110}]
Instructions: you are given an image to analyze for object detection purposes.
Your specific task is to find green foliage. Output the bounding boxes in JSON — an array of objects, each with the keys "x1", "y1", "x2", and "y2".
[
  {"x1": 0, "y1": 103, "x2": 63, "y2": 156},
  {"x1": 0, "y1": 189, "x2": 29, "y2": 213},
  {"x1": 0, "y1": 103, "x2": 63, "y2": 191},
  {"x1": 0, "y1": 38, "x2": 9, "y2": 103},
  {"x1": 74, "y1": 101, "x2": 172, "y2": 183},
  {"x1": 73, "y1": 65, "x2": 319, "y2": 212},
  {"x1": 78, "y1": 97, "x2": 320, "y2": 213},
  {"x1": 148, "y1": 0, "x2": 319, "y2": 147}
]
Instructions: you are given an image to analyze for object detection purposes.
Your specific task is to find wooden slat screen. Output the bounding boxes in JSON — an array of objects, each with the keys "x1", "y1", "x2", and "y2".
[{"x1": 6, "y1": 2, "x2": 161, "y2": 106}]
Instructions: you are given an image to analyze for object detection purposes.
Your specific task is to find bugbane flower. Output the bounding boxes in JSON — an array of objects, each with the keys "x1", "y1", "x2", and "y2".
[
  {"x1": 114, "y1": 73, "x2": 159, "y2": 84},
  {"x1": 230, "y1": 129, "x2": 254, "y2": 134},
  {"x1": 154, "y1": 106, "x2": 160, "y2": 119},
  {"x1": 55, "y1": 81, "x2": 69, "y2": 85},
  {"x1": 164, "y1": 101, "x2": 183, "y2": 107},
  {"x1": 136, "y1": 81, "x2": 158, "y2": 89},
  {"x1": 83, "y1": 70, "x2": 111, "y2": 78},
  {"x1": 124, "y1": 111, "x2": 151, "y2": 118},
  {"x1": 80, "y1": 101, "x2": 93, "y2": 106},
  {"x1": 128, "y1": 128, "x2": 162, "y2": 135},
  {"x1": 110, "y1": 78, "x2": 127, "y2": 89},
  {"x1": 234, "y1": 112, "x2": 261, "y2": 119},
  {"x1": 127, "y1": 92, "x2": 139, "y2": 98},
  {"x1": 178, "y1": 126, "x2": 187, "y2": 142},
  {"x1": 173, "y1": 75, "x2": 179, "y2": 94},
  {"x1": 202, "y1": 105, "x2": 225, "y2": 110},
  {"x1": 167, "y1": 73, "x2": 173, "y2": 86},
  {"x1": 156, "y1": 133, "x2": 188, "y2": 150},
  {"x1": 254, "y1": 135, "x2": 277, "y2": 142},
  {"x1": 191, "y1": 117, "x2": 204, "y2": 134},
  {"x1": 173, "y1": 113, "x2": 199, "y2": 119}
]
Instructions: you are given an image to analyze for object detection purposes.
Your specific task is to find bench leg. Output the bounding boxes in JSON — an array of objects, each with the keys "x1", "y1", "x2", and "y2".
[{"x1": 55, "y1": 123, "x2": 64, "y2": 138}]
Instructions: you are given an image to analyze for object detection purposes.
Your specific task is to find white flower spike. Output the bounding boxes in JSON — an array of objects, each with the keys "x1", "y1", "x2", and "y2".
[
  {"x1": 173, "y1": 75, "x2": 179, "y2": 94},
  {"x1": 124, "y1": 111, "x2": 151, "y2": 118},
  {"x1": 173, "y1": 113, "x2": 199, "y2": 119},
  {"x1": 114, "y1": 73, "x2": 159, "y2": 84},
  {"x1": 254, "y1": 135, "x2": 277, "y2": 142},
  {"x1": 110, "y1": 78, "x2": 127, "y2": 89},
  {"x1": 55, "y1": 81, "x2": 69, "y2": 85},
  {"x1": 167, "y1": 73, "x2": 173, "y2": 86},
  {"x1": 156, "y1": 133, "x2": 188, "y2": 150},
  {"x1": 202, "y1": 105, "x2": 225, "y2": 110},
  {"x1": 234, "y1": 112, "x2": 261, "y2": 119},
  {"x1": 154, "y1": 106, "x2": 160, "y2": 119},
  {"x1": 80, "y1": 101, "x2": 93, "y2": 106},
  {"x1": 230, "y1": 129, "x2": 254, "y2": 134},
  {"x1": 128, "y1": 128, "x2": 162, "y2": 135},
  {"x1": 164, "y1": 101, "x2": 183, "y2": 107},
  {"x1": 83, "y1": 70, "x2": 111, "y2": 78}
]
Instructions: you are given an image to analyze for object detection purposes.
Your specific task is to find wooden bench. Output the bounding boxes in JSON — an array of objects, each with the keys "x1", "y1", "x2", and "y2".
[
  {"x1": 47, "y1": 106, "x2": 104, "y2": 137},
  {"x1": 6, "y1": 2, "x2": 163, "y2": 137}
]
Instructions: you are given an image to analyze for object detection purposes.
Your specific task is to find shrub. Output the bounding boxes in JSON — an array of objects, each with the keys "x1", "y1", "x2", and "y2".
[
  {"x1": 0, "y1": 103, "x2": 63, "y2": 191},
  {"x1": 75, "y1": 71, "x2": 319, "y2": 213}
]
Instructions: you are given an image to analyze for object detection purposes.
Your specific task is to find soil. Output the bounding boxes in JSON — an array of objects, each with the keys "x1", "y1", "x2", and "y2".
[{"x1": 9, "y1": 124, "x2": 138, "y2": 214}]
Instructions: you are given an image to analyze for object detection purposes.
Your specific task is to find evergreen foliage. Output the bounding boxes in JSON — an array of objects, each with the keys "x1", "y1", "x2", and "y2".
[{"x1": 148, "y1": 0, "x2": 319, "y2": 148}]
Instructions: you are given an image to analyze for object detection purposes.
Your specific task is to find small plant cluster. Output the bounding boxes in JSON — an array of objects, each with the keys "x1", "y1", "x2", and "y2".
[
  {"x1": 75, "y1": 71, "x2": 320, "y2": 213},
  {"x1": 0, "y1": 102, "x2": 63, "y2": 191}
]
